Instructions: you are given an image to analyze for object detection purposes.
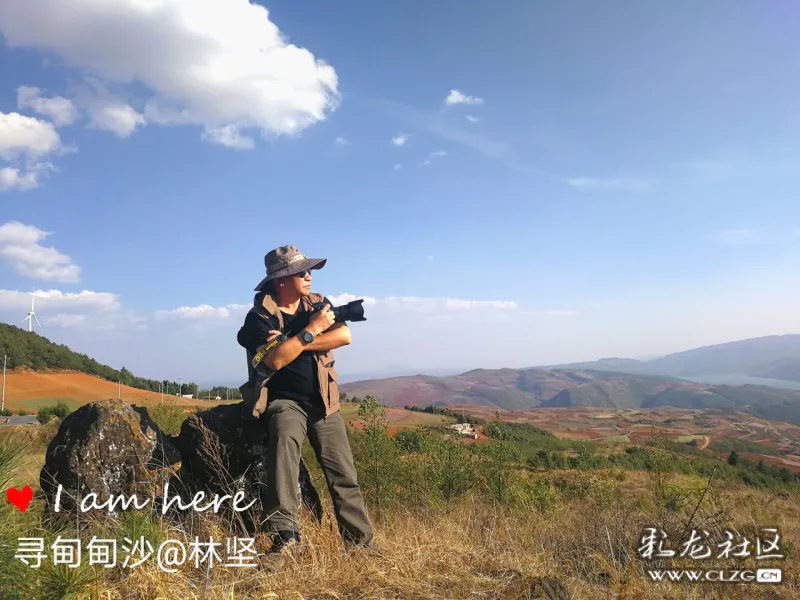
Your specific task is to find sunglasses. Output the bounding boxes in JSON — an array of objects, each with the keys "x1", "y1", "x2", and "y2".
[{"x1": 293, "y1": 270, "x2": 311, "y2": 278}]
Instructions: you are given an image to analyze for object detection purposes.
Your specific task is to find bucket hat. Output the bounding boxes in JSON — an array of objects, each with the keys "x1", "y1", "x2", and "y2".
[{"x1": 254, "y1": 245, "x2": 327, "y2": 291}]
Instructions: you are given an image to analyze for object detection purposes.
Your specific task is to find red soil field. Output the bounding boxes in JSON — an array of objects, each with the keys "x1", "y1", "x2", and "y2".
[{"x1": 1, "y1": 370, "x2": 211, "y2": 410}]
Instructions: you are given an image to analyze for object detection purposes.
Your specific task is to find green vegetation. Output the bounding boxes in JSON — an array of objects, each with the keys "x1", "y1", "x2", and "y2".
[
  {"x1": 148, "y1": 401, "x2": 189, "y2": 436},
  {"x1": 674, "y1": 434, "x2": 705, "y2": 443},
  {"x1": 36, "y1": 400, "x2": 72, "y2": 425},
  {"x1": 709, "y1": 436, "x2": 778, "y2": 456},
  {"x1": 486, "y1": 418, "x2": 587, "y2": 455},
  {"x1": 20, "y1": 397, "x2": 79, "y2": 412},
  {"x1": 601, "y1": 434, "x2": 630, "y2": 443}
]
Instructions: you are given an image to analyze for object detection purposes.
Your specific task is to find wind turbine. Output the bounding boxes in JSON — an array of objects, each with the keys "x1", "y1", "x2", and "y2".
[{"x1": 22, "y1": 291, "x2": 43, "y2": 333}]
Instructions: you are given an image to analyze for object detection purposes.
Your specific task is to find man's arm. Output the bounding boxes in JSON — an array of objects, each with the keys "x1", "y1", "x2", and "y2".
[
  {"x1": 263, "y1": 305, "x2": 336, "y2": 371},
  {"x1": 303, "y1": 322, "x2": 351, "y2": 352}
]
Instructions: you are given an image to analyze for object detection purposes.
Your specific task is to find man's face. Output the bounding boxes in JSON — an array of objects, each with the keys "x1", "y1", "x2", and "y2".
[{"x1": 279, "y1": 270, "x2": 312, "y2": 297}]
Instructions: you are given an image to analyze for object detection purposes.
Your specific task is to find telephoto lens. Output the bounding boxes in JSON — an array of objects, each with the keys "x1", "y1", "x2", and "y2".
[{"x1": 312, "y1": 299, "x2": 367, "y2": 323}]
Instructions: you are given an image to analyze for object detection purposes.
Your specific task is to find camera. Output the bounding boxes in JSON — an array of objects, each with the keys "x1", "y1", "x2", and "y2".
[{"x1": 311, "y1": 299, "x2": 367, "y2": 323}]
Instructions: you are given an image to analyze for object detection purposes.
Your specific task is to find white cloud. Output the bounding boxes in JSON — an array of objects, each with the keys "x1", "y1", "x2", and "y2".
[
  {"x1": 0, "y1": 163, "x2": 54, "y2": 192},
  {"x1": 441, "y1": 299, "x2": 517, "y2": 310},
  {"x1": 465, "y1": 115, "x2": 480, "y2": 123},
  {"x1": 201, "y1": 125, "x2": 254, "y2": 150},
  {"x1": 17, "y1": 86, "x2": 78, "y2": 126},
  {"x1": 0, "y1": 0, "x2": 339, "y2": 146},
  {"x1": 566, "y1": 177, "x2": 652, "y2": 193},
  {"x1": 713, "y1": 229, "x2": 761, "y2": 246},
  {"x1": 0, "y1": 289, "x2": 120, "y2": 312},
  {"x1": 154, "y1": 303, "x2": 250, "y2": 321},
  {"x1": 45, "y1": 313, "x2": 88, "y2": 327},
  {"x1": 327, "y1": 294, "x2": 378, "y2": 307},
  {"x1": 445, "y1": 89, "x2": 484, "y2": 106},
  {"x1": 393, "y1": 164, "x2": 401, "y2": 170},
  {"x1": 88, "y1": 103, "x2": 146, "y2": 138},
  {"x1": 421, "y1": 150, "x2": 446, "y2": 166},
  {"x1": 523, "y1": 309, "x2": 577, "y2": 317},
  {"x1": 377, "y1": 99, "x2": 519, "y2": 168},
  {"x1": 0, "y1": 112, "x2": 61, "y2": 160},
  {"x1": 391, "y1": 133, "x2": 410, "y2": 146},
  {"x1": 0, "y1": 112, "x2": 63, "y2": 191},
  {"x1": 0, "y1": 222, "x2": 80, "y2": 282},
  {"x1": 334, "y1": 136, "x2": 348, "y2": 146}
]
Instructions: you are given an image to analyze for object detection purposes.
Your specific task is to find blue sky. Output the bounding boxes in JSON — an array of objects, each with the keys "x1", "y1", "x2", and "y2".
[{"x1": 1, "y1": 0, "x2": 799, "y2": 385}]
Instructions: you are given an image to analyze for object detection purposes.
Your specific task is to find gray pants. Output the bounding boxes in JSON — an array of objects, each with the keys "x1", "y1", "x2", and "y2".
[{"x1": 263, "y1": 399, "x2": 374, "y2": 545}]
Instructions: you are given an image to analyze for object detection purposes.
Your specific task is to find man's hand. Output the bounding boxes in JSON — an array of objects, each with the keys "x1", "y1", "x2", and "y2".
[
  {"x1": 266, "y1": 330, "x2": 282, "y2": 343},
  {"x1": 262, "y1": 306, "x2": 339, "y2": 371},
  {"x1": 307, "y1": 305, "x2": 335, "y2": 335}
]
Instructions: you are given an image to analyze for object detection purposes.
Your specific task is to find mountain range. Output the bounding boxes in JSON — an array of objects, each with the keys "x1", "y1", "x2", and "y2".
[
  {"x1": 543, "y1": 335, "x2": 800, "y2": 384},
  {"x1": 340, "y1": 335, "x2": 800, "y2": 425}
]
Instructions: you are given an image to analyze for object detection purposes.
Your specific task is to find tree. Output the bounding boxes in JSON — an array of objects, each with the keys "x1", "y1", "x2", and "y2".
[
  {"x1": 354, "y1": 395, "x2": 399, "y2": 512},
  {"x1": 727, "y1": 450, "x2": 740, "y2": 466},
  {"x1": 481, "y1": 437, "x2": 520, "y2": 505}
]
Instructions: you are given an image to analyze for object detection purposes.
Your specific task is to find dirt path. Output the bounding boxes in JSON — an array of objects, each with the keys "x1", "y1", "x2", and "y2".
[{"x1": 699, "y1": 435, "x2": 710, "y2": 449}]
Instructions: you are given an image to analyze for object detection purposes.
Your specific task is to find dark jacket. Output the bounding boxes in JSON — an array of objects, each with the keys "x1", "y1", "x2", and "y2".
[{"x1": 238, "y1": 291, "x2": 340, "y2": 419}]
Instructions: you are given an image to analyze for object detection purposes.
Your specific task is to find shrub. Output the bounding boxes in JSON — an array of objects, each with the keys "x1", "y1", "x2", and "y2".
[
  {"x1": 395, "y1": 429, "x2": 423, "y2": 453},
  {"x1": 353, "y1": 395, "x2": 400, "y2": 511},
  {"x1": 426, "y1": 437, "x2": 476, "y2": 503},
  {"x1": 148, "y1": 401, "x2": 187, "y2": 436},
  {"x1": 525, "y1": 478, "x2": 559, "y2": 515},
  {"x1": 36, "y1": 401, "x2": 71, "y2": 425}
]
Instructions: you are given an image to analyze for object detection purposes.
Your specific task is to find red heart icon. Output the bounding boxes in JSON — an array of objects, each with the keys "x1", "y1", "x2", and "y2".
[{"x1": 6, "y1": 485, "x2": 33, "y2": 513}]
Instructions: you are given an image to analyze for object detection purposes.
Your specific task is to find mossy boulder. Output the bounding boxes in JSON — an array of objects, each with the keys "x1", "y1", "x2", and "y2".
[{"x1": 39, "y1": 398, "x2": 180, "y2": 519}]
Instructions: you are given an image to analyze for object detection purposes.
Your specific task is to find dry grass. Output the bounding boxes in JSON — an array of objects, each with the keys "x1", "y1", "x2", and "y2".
[
  {"x1": 3, "y1": 468, "x2": 798, "y2": 599},
  {"x1": 2, "y1": 422, "x2": 799, "y2": 600}
]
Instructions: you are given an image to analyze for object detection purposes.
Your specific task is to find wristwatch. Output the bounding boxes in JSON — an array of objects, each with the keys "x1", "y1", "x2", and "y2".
[{"x1": 301, "y1": 329, "x2": 315, "y2": 343}]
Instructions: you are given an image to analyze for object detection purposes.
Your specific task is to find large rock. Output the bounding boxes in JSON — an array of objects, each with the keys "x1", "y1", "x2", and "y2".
[
  {"x1": 38, "y1": 399, "x2": 323, "y2": 535},
  {"x1": 168, "y1": 403, "x2": 323, "y2": 534},
  {"x1": 39, "y1": 399, "x2": 181, "y2": 520}
]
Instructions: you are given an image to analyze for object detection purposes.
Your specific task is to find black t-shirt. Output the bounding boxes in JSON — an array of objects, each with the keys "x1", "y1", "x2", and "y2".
[{"x1": 237, "y1": 295, "x2": 333, "y2": 415}]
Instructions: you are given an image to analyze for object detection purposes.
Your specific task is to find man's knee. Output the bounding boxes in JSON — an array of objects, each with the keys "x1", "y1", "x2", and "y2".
[{"x1": 266, "y1": 400, "x2": 307, "y2": 441}]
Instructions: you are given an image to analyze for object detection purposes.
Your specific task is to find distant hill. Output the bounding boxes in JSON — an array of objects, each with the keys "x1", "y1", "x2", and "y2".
[
  {"x1": 0, "y1": 323, "x2": 193, "y2": 395},
  {"x1": 546, "y1": 335, "x2": 800, "y2": 384},
  {"x1": 341, "y1": 366, "x2": 800, "y2": 426}
]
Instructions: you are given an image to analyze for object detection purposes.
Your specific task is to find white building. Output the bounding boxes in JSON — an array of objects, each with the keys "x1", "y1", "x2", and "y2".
[{"x1": 449, "y1": 423, "x2": 478, "y2": 439}]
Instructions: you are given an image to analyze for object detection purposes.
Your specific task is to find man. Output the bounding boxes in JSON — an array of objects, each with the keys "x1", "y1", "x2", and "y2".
[{"x1": 237, "y1": 245, "x2": 375, "y2": 557}]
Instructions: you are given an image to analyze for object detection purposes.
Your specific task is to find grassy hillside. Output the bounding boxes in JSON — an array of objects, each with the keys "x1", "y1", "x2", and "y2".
[
  {"x1": 1, "y1": 397, "x2": 798, "y2": 599},
  {"x1": 0, "y1": 323, "x2": 205, "y2": 396}
]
